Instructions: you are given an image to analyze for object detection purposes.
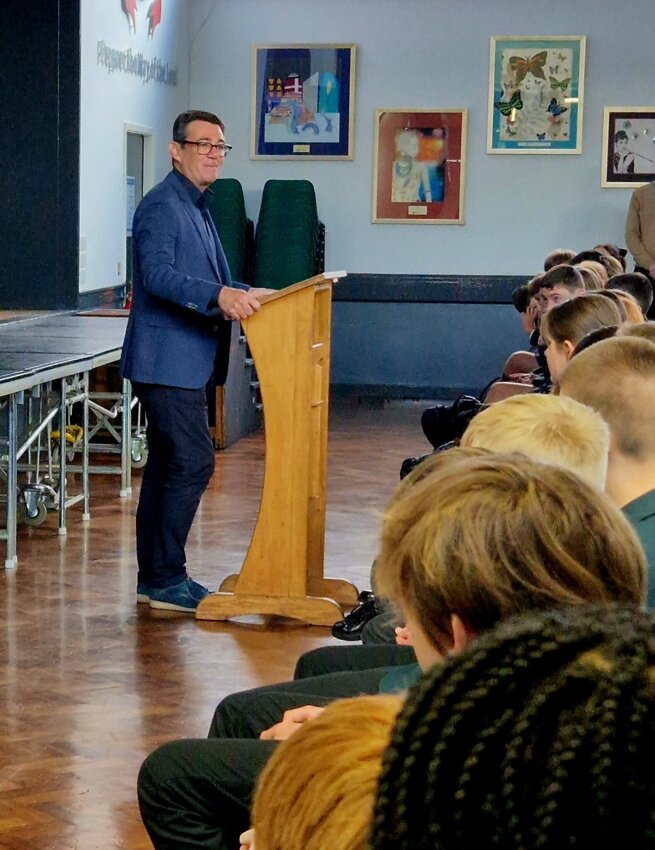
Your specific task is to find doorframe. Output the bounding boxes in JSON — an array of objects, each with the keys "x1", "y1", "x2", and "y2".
[{"x1": 123, "y1": 123, "x2": 154, "y2": 285}]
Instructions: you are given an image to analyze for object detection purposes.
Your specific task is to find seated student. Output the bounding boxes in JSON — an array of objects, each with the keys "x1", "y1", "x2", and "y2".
[
  {"x1": 571, "y1": 248, "x2": 611, "y2": 279},
  {"x1": 538, "y1": 263, "x2": 586, "y2": 310},
  {"x1": 615, "y1": 288, "x2": 646, "y2": 323},
  {"x1": 484, "y1": 264, "x2": 586, "y2": 402},
  {"x1": 244, "y1": 453, "x2": 647, "y2": 850},
  {"x1": 595, "y1": 242, "x2": 628, "y2": 272},
  {"x1": 137, "y1": 445, "x2": 640, "y2": 850},
  {"x1": 577, "y1": 258, "x2": 609, "y2": 288},
  {"x1": 246, "y1": 694, "x2": 403, "y2": 850},
  {"x1": 607, "y1": 271, "x2": 654, "y2": 316},
  {"x1": 539, "y1": 292, "x2": 623, "y2": 383},
  {"x1": 544, "y1": 247, "x2": 575, "y2": 271},
  {"x1": 576, "y1": 261, "x2": 605, "y2": 290},
  {"x1": 299, "y1": 391, "x2": 612, "y2": 673},
  {"x1": 559, "y1": 336, "x2": 655, "y2": 598},
  {"x1": 369, "y1": 606, "x2": 655, "y2": 850}
]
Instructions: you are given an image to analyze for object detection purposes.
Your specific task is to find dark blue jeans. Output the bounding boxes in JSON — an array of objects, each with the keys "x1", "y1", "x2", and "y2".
[{"x1": 132, "y1": 383, "x2": 215, "y2": 588}]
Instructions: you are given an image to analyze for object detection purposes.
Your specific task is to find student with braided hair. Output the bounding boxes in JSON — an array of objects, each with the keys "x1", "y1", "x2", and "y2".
[{"x1": 369, "y1": 604, "x2": 655, "y2": 850}]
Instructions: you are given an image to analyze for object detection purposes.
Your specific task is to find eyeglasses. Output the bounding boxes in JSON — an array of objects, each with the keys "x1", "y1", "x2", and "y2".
[{"x1": 180, "y1": 140, "x2": 233, "y2": 157}]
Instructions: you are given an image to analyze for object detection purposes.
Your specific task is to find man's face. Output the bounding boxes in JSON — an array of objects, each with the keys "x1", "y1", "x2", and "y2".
[
  {"x1": 542, "y1": 284, "x2": 581, "y2": 312},
  {"x1": 170, "y1": 120, "x2": 225, "y2": 190}
]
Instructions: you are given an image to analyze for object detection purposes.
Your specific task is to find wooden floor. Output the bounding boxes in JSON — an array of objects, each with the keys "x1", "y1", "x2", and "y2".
[{"x1": 0, "y1": 399, "x2": 423, "y2": 850}]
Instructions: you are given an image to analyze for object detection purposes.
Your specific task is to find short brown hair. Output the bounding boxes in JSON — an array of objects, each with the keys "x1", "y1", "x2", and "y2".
[
  {"x1": 544, "y1": 248, "x2": 576, "y2": 271},
  {"x1": 559, "y1": 336, "x2": 655, "y2": 460},
  {"x1": 540, "y1": 263, "x2": 584, "y2": 293},
  {"x1": 607, "y1": 272, "x2": 654, "y2": 314},
  {"x1": 375, "y1": 450, "x2": 646, "y2": 651}
]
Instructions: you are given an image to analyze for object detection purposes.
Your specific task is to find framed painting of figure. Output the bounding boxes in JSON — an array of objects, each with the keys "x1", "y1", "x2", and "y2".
[
  {"x1": 251, "y1": 44, "x2": 356, "y2": 159},
  {"x1": 372, "y1": 109, "x2": 468, "y2": 224},
  {"x1": 487, "y1": 36, "x2": 586, "y2": 154},
  {"x1": 601, "y1": 107, "x2": 655, "y2": 187}
]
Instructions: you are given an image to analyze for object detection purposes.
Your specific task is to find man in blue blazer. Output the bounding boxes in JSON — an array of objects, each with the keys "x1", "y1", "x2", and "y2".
[{"x1": 120, "y1": 109, "x2": 271, "y2": 612}]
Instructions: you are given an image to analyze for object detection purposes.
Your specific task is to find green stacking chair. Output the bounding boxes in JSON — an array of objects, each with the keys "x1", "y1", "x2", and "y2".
[
  {"x1": 207, "y1": 178, "x2": 254, "y2": 285},
  {"x1": 253, "y1": 180, "x2": 325, "y2": 290}
]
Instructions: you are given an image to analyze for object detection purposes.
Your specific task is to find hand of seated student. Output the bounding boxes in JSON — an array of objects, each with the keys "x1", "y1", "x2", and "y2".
[
  {"x1": 259, "y1": 705, "x2": 325, "y2": 741},
  {"x1": 239, "y1": 827, "x2": 255, "y2": 850},
  {"x1": 526, "y1": 299, "x2": 540, "y2": 331},
  {"x1": 394, "y1": 625, "x2": 413, "y2": 646},
  {"x1": 508, "y1": 372, "x2": 535, "y2": 385}
]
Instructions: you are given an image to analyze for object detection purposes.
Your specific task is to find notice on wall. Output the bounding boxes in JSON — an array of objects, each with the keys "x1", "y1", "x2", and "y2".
[{"x1": 126, "y1": 176, "x2": 136, "y2": 236}]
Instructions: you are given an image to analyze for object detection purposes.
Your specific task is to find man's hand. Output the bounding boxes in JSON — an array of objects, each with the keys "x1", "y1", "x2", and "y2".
[
  {"x1": 648, "y1": 263, "x2": 655, "y2": 279},
  {"x1": 248, "y1": 287, "x2": 277, "y2": 299},
  {"x1": 217, "y1": 287, "x2": 265, "y2": 321},
  {"x1": 259, "y1": 705, "x2": 324, "y2": 741}
]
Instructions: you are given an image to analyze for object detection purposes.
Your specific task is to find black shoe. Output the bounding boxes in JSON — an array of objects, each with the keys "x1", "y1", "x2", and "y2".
[{"x1": 332, "y1": 593, "x2": 378, "y2": 641}]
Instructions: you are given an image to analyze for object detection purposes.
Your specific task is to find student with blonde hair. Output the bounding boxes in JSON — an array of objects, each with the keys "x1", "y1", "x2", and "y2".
[
  {"x1": 577, "y1": 259, "x2": 609, "y2": 288},
  {"x1": 576, "y1": 262, "x2": 604, "y2": 290},
  {"x1": 615, "y1": 289, "x2": 646, "y2": 323},
  {"x1": 559, "y1": 336, "x2": 655, "y2": 600},
  {"x1": 460, "y1": 393, "x2": 609, "y2": 488},
  {"x1": 247, "y1": 454, "x2": 647, "y2": 850},
  {"x1": 539, "y1": 292, "x2": 623, "y2": 381}
]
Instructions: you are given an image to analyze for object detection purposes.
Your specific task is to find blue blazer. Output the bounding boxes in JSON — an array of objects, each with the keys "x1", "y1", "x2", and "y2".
[{"x1": 120, "y1": 170, "x2": 244, "y2": 389}]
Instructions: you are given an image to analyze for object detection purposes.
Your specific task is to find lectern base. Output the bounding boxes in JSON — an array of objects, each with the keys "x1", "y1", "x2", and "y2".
[
  {"x1": 218, "y1": 574, "x2": 359, "y2": 607},
  {"x1": 195, "y1": 591, "x2": 344, "y2": 626}
]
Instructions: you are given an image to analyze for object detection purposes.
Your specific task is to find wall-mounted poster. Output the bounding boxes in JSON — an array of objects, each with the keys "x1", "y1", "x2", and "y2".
[
  {"x1": 251, "y1": 44, "x2": 355, "y2": 159},
  {"x1": 487, "y1": 35, "x2": 586, "y2": 154},
  {"x1": 372, "y1": 109, "x2": 467, "y2": 224},
  {"x1": 601, "y1": 107, "x2": 655, "y2": 187}
]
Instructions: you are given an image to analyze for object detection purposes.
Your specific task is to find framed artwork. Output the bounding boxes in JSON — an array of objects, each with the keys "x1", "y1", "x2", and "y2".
[
  {"x1": 487, "y1": 35, "x2": 586, "y2": 154},
  {"x1": 372, "y1": 109, "x2": 468, "y2": 224},
  {"x1": 250, "y1": 43, "x2": 356, "y2": 159},
  {"x1": 601, "y1": 107, "x2": 655, "y2": 187}
]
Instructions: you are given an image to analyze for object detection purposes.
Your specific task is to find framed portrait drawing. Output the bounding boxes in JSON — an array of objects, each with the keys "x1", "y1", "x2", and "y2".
[
  {"x1": 601, "y1": 107, "x2": 655, "y2": 187},
  {"x1": 372, "y1": 109, "x2": 468, "y2": 225},
  {"x1": 487, "y1": 36, "x2": 586, "y2": 154},
  {"x1": 251, "y1": 43, "x2": 356, "y2": 159}
]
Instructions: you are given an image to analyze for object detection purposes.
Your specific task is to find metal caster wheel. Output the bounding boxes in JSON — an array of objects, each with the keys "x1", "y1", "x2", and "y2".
[
  {"x1": 131, "y1": 435, "x2": 148, "y2": 469},
  {"x1": 18, "y1": 499, "x2": 48, "y2": 527}
]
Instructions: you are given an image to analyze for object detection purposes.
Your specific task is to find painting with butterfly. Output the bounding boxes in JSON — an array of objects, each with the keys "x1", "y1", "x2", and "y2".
[
  {"x1": 602, "y1": 107, "x2": 655, "y2": 187},
  {"x1": 487, "y1": 36, "x2": 586, "y2": 154}
]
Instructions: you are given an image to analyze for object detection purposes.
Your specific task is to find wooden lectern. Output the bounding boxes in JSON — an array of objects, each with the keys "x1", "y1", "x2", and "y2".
[{"x1": 196, "y1": 272, "x2": 359, "y2": 625}]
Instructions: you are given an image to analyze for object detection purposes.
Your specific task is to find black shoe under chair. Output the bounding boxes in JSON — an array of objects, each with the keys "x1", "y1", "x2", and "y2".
[{"x1": 331, "y1": 590, "x2": 378, "y2": 641}]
